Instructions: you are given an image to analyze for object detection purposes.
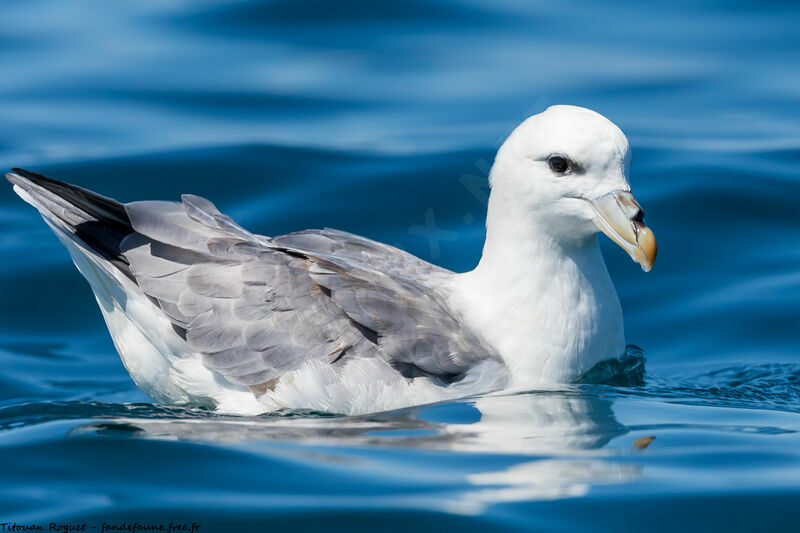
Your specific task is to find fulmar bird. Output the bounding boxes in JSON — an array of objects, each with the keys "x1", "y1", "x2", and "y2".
[{"x1": 7, "y1": 105, "x2": 656, "y2": 415}]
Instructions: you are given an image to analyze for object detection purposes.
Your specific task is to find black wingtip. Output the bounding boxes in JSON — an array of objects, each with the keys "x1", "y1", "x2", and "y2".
[
  {"x1": 7, "y1": 167, "x2": 131, "y2": 229},
  {"x1": 7, "y1": 167, "x2": 47, "y2": 188},
  {"x1": 8, "y1": 167, "x2": 53, "y2": 185},
  {"x1": 7, "y1": 167, "x2": 135, "y2": 278}
]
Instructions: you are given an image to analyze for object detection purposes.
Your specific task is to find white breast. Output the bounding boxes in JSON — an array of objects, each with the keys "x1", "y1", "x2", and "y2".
[{"x1": 448, "y1": 238, "x2": 624, "y2": 386}]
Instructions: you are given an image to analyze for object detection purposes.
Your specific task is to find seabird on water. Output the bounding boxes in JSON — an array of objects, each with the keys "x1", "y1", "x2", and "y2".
[{"x1": 7, "y1": 105, "x2": 656, "y2": 415}]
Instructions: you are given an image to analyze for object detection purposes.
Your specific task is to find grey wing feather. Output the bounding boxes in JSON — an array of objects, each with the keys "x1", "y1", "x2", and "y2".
[
  {"x1": 122, "y1": 195, "x2": 501, "y2": 391},
  {"x1": 6, "y1": 169, "x2": 502, "y2": 393}
]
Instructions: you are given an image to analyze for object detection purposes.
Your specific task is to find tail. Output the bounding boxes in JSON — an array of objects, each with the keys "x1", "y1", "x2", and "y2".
[
  {"x1": 6, "y1": 168, "x2": 134, "y2": 279},
  {"x1": 7, "y1": 168, "x2": 197, "y2": 404}
]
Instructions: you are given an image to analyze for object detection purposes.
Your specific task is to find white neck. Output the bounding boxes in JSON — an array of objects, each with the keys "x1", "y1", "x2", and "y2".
[{"x1": 449, "y1": 189, "x2": 625, "y2": 386}]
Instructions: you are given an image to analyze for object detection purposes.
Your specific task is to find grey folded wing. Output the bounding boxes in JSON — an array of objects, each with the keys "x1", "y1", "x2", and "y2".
[{"x1": 122, "y1": 195, "x2": 501, "y2": 393}]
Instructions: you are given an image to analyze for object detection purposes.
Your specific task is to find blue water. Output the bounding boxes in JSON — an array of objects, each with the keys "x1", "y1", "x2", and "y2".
[{"x1": 1, "y1": 1, "x2": 800, "y2": 530}]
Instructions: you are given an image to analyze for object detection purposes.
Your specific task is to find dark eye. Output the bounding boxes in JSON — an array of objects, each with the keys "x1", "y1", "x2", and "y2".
[{"x1": 547, "y1": 155, "x2": 570, "y2": 174}]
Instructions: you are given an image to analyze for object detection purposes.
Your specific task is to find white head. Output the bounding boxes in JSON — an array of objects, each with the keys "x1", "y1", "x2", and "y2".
[{"x1": 489, "y1": 105, "x2": 656, "y2": 270}]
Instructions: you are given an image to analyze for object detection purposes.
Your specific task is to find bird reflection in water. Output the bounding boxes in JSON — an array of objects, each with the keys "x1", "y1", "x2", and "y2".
[{"x1": 68, "y1": 389, "x2": 641, "y2": 512}]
